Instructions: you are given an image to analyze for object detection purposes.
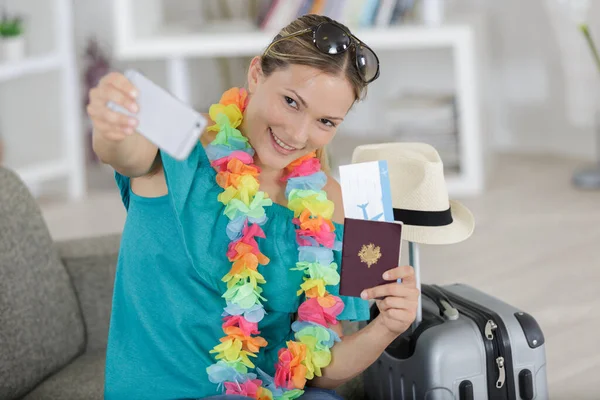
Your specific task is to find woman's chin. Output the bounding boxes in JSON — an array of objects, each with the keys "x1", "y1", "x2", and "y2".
[
  {"x1": 249, "y1": 128, "x2": 311, "y2": 170},
  {"x1": 251, "y1": 134, "x2": 310, "y2": 170},
  {"x1": 254, "y1": 149, "x2": 293, "y2": 171}
]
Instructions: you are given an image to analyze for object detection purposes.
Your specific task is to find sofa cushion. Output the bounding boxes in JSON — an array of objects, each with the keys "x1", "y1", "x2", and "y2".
[
  {"x1": 22, "y1": 350, "x2": 105, "y2": 400},
  {"x1": 0, "y1": 168, "x2": 85, "y2": 400}
]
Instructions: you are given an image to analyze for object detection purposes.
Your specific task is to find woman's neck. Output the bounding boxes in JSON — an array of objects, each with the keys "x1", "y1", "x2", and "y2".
[
  {"x1": 254, "y1": 158, "x2": 284, "y2": 183},
  {"x1": 253, "y1": 159, "x2": 289, "y2": 205},
  {"x1": 238, "y1": 120, "x2": 284, "y2": 182}
]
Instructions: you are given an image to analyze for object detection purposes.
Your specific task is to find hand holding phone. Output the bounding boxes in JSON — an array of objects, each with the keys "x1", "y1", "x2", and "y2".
[
  {"x1": 87, "y1": 71, "x2": 141, "y2": 141},
  {"x1": 107, "y1": 69, "x2": 208, "y2": 161}
]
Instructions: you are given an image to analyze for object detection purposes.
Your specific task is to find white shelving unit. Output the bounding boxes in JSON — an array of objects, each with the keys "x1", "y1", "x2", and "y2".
[
  {"x1": 0, "y1": 54, "x2": 61, "y2": 81},
  {"x1": 110, "y1": 0, "x2": 486, "y2": 197},
  {"x1": 0, "y1": 0, "x2": 85, "y2": 200}
]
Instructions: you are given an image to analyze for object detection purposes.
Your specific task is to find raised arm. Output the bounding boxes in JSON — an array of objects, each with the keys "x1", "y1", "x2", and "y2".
[{"x1": 87, "y1": 72, "x2": 159, "y2": 178}]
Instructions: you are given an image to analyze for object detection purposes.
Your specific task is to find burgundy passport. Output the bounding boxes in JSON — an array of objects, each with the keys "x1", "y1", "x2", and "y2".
[{"x1": 339, "y1": 218, "x2": 403, "y2": 298}]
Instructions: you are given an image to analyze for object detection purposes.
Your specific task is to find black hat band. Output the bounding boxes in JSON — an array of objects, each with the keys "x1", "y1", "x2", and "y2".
[{"x1": 393, "y1": 207, "x2": 453, "y2": 227}]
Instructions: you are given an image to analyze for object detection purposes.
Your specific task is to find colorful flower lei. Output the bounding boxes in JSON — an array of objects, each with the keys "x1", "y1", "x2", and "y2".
[{"x1": 204, "y1": 88, "x2": 345, "y2": 399}]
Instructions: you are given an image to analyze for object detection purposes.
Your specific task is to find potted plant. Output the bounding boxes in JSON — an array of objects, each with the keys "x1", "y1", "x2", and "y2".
[
  {"x1": 561, "y1": 0, "x2": 600, "y2": 189},
  {"x1": 0, "y1": 11, "x2": 25, "y2": 62}
]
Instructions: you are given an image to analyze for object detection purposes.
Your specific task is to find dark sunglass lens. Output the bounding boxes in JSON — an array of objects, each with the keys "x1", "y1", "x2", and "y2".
[
  {"x1": 314, "y1": 23, "x2": 351, "y2": 55},
  {"x1": 355, "y1": 44, "x2": 379, "y2": 82}
]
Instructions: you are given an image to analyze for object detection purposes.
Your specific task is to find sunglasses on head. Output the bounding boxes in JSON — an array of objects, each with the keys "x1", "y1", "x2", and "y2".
[{"x1": 264, "y1": 21, "x2": 380, "y2": 84}]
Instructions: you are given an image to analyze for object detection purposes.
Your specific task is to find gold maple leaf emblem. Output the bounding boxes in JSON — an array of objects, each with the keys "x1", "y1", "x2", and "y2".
[{"x1": 358, "y1": 243, "x2": 382, "y2": 269}]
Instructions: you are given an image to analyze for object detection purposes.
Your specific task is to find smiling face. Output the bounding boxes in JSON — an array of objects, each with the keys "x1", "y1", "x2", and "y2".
[{"x1": 242, "y1": 57, "x2": 356, "y2": 171}]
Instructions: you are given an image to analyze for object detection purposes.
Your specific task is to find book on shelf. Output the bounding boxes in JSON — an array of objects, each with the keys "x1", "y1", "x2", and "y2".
[
  {"x1": 383, "y1": 91, "x2": 461, "y2": 169},
  {"x1": 156, "y1": 0, "x2": 420, "y2": 36},
  {"x1": 385, "y1": 93, "x2": 457, "y2": 132},
  {"x1": 385, "y1": 111, "x2": 457, "y2": 134},
  {"x1": 258, "y1": 0, "x2": 419, "y2": 32}
]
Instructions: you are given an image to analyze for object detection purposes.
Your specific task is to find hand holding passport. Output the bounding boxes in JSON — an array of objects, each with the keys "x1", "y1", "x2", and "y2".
[
  {"x1": 338, "y1": 161, "x2": 404, "y2": 299},
  {"x1": 339, "y1": 218, "x2": 403, "y2": 298}
]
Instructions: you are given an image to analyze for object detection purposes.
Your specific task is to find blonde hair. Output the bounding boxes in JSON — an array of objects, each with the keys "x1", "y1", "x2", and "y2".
[
  {"x1": 315, "y1": 147, "x2": 330, "y2": 174},
  {"x1": 261, "y1": 14, "x2": 369, "y2": 173}
]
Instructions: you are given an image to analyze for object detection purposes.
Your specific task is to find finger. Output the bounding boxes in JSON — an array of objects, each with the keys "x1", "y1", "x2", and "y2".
[
  {"x1": 105, "y1": 72, "x2": 138, "y2": 98},
  {"x1": 376, "y1": 296, "x2": 418, "y2": 312},
  {"x1": 87, "y1": 103, "x2": 126, "y2": 125},
  {"x1": 93, "y1": 120, "x2": 133, "y2": 139},
  {"x1": 86, "y1": 103, "x2": 108, "y2": 121},
  {"x1": 386, "y1": 308, "x2": 416, "y2": 324},
  {"x1": 103, "y1": 121, "x2": 135, "y2": 137},
  {"x1": 87, "y1": 105, "x2": 135, "y2": 136},
  {"x1": 89, "y1": 83, "x2": 138, "y2": 113},
  {"x1": 96, "y1": 105, "x2": 137, "y2": 129},
  {"x1": 92, "y1": 86, "x2": 139, "y2": 114},
  {"x1": 361, "y1": 282, "x2": 420, "y2": 301},
  {"x1": 382, "y1": 265, "x2": 415, "y2": 283}
]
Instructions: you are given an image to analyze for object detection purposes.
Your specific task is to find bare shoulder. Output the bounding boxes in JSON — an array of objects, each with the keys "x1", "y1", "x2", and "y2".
[{"x1": 324, "y1": 175, "x2": 345, "y2": 225}]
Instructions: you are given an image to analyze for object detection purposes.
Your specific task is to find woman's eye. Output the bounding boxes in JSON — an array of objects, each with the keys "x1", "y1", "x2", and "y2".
[
  {"x1": 284, "y1": 96, "x2": 297, "y2": 108},
  {"x1": 320, "y1": 118, "x2": 335, "y2": 127}
]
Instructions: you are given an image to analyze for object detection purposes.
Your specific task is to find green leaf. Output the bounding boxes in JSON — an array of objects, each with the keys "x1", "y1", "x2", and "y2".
[
  {"x1": 0, "y1": 15, "x2": 23, "y2": 37},
  {"x1": 579, "y1": 23, "x2": 600, "y2": 75}
]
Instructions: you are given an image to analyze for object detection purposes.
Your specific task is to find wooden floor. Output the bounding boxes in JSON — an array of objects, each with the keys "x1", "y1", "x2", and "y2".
[
  {"x1": 412, "y1": 154, "x2": 600, "y2": 400},
  {"x1": 41, "y1": 153, "x2": 600, "y2": 399}
]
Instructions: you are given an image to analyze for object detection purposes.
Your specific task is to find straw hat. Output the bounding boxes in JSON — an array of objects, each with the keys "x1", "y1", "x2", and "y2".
[{"x1": 352, "y1": 142, "x2": 475, "y2": 245}]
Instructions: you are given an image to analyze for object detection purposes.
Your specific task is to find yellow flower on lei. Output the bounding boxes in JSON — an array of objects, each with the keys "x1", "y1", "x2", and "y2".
[
  {"x1": 210, "y1": 338, "x2": 258, "y2": 368},
  {"x1": 207, "y1": 103, "x2": 243, "y2": 132},
  {"x1": 217, "y1": 174, "x2": 260, "y2": 206},
  {"x1": 287, "y1": 190, "x2": 334, "y2": 220}
]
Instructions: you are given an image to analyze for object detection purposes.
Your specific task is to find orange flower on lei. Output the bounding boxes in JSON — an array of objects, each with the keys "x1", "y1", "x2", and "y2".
[
  {"x1": 207, "y1": 88, "x2": 249, "y2": 132},
  {"x1": 274, "y1": 341, "x2": 308, "y2": 390}
]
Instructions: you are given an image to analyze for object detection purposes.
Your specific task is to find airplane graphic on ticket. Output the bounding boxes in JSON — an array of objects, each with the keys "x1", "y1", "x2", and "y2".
[{"x1": 338, "y1": 160, "x2": 394, "y2": 223}]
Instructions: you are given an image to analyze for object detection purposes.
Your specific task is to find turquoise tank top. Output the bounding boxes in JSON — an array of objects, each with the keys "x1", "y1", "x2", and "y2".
[{"x1": 103, "y1": 142, "x2": 370, "y2": 399}]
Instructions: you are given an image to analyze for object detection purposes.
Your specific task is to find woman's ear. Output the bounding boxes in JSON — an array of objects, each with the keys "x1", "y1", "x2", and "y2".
[{"x1": 247, "y1": 56, "x2": 263, "y2": 94}]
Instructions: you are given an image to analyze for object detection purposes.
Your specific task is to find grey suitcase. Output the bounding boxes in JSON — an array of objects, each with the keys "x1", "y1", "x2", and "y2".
[{"x1": 361, "y1": 283, "x2": 549, "y2": 400}]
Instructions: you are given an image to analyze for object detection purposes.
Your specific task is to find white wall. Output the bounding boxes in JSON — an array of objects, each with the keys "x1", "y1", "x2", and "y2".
[
  {"x1": 72, "y1": 0, "x2": 235, "y2": 117},
  {"x1": 0, "y1": 0, "x2": 63, "y2": 169},
  {"x1": 72, "y1": 0, "x2": 600, "y2": 161},
  {"x1": 450, "y1": 0, "x2": 600, "y2": 160}
]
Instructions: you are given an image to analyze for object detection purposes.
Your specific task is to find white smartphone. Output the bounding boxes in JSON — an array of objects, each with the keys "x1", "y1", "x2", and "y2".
[{"x1": 107, "y1": 69, "x2": 208, "y2": 161}]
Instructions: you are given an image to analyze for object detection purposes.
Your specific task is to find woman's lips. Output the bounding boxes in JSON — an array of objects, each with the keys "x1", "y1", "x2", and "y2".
[{"x1": 269, "y1": 128, "x2": 298, "y2": 156}]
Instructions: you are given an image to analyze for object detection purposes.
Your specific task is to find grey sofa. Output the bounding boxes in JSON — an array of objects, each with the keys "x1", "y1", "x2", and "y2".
[
  {"x1": 0, "y1": 167, "x2": 119, "y2": 399},
  {"x1": 0, "y1": 166, "x2": 366, "y2": 400}
]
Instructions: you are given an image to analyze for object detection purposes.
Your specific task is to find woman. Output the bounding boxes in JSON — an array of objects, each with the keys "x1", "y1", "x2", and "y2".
[{"x1": 87, "y1": 14, "x2": 419, "y2": 400}]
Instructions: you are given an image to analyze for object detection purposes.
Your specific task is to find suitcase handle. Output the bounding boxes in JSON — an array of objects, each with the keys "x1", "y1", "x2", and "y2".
[
  {"x1": 409, "y1": 243, "x2": 460, "y2": 329},
  {"x1": 421, "y1": 284, "x2": 460, "y2": 321},
  {"x1": 408, "y1": 242, "x2": 422, "y2": 329}
]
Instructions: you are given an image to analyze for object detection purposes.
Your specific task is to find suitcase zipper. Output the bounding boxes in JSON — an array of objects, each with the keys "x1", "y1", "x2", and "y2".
[
  {"x1": 486, "y1": 320, "x2": 507, "y2": 388},
  {"x1": 487, "y1": 319, "x2": 508, "y2": 388},
  {"x1": 446, "y1": 297, "x2": 504, "y2": 400},
  {"x1": 430, "y1": 285, "x2": 515, "y2": 400},
  {"x1": 422, "y1": 285, "x2": 499, "y2": 399},
  {"x1": 485, "y1": 320, "x2": 498, "y2": 340},
  {"x1": 496, "y1": 356, "x2": 506, "y2": 388}
]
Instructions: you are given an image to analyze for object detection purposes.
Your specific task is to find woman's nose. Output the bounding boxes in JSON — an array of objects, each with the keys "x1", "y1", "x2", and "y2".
[{"x1": 289, "y1": 117, "x2": 311, "y2": 145}]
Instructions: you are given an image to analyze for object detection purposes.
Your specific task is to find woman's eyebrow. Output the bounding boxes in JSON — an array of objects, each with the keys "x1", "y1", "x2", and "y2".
[
  {"x1": 287, "y1": 88, "x2": 344, "y2": 121},
  {"x1": 287, "y1": 88, "x2": 308, "y2": 108}
]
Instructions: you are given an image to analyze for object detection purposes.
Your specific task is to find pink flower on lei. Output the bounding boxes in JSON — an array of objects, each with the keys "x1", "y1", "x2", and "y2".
[
  {"x1": 222, "y1": 315, "x2": 260, "y2": 337},
  {"x1": 224, "y1": 378, "x2": 262, "y2": 397},
  {"x1": 295, "y1": 227, "x2": 336, "y2": 248},
  {"x1": 298, "y1": 296, "x2": 344, "y2": 326},
  {"x1": 211, "y1": 151, "x2": 254, "y2": 172}
]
